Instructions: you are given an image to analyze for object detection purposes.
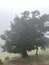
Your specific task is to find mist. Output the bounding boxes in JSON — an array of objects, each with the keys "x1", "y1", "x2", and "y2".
[{"x1": 0, "y1": 0, "x2": 49, "y2": 45}]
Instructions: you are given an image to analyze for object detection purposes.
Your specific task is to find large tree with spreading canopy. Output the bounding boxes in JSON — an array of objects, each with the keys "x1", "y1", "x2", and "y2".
[{"x1": 0, "y1": 10, "x2": 49, "y2": 57}]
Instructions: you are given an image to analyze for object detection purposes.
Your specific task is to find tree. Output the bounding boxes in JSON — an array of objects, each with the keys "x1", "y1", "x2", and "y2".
[
  {"x1": 31, "y1": 10, "x2": 40, "y2": 18},
  {"x1": 0, "y1": 10, "x2": 48, "y2": 57},
  {"x1": 21, "y1": 11, "x2": 30, "y2": 19}
]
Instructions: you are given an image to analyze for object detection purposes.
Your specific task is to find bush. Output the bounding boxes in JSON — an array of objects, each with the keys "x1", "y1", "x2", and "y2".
[
  {"x1": 5, "y1": 57, "x2": 9, "y2": 60},
  {"x1": 0, "y1": 59, "x2": 3, "y2": 65}
]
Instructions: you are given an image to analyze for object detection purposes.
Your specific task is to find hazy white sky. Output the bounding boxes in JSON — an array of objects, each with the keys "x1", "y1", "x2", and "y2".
[{"x1": 0, "y1": 0, "x2": 49, "y2": 37}]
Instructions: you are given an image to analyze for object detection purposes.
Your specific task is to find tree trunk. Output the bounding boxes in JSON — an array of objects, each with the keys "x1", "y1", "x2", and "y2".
[
  {"x1": 22, "y1": 50, "x2": 28, "y2": 57},
  {"x1": 36, "y1": 49, "x2": 38, "y2": 55},
  {"x1": 35, "y1": 47, "x2": 38, "y2": 55}
]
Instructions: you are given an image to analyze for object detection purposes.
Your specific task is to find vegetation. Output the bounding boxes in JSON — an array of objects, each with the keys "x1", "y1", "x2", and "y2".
[
  {"x1": 5, "y1": 56, "x2": 9, "y2": 60},
  {"x1": 0, "y1": 10, "x2": 49, "y2": 57},
  {"x1": 0, "y1": 59, "x2": 3, "y2": 65},
  {"x1": 1, "y1": 49, "x2": 49, "y2": 65},
  {"x1": 0, "y1": 49, "x2": 49, "y2": 65}
]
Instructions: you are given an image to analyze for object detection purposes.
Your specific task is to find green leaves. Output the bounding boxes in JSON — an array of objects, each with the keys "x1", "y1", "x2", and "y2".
[{"x1": 0, "y1": 10, "x2": 49, "y2": 56}]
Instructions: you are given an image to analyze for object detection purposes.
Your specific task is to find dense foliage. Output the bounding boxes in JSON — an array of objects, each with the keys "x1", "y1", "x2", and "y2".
[{"x1": 0, "y1": 10, "x2": 49, "y2": 57}]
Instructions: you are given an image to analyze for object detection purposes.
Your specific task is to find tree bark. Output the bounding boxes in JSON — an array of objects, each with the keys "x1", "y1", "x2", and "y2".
[
  {"x1": 22, "y1": 50, "x2": 28, "y2": 57},
  {"x1": 36, "y1": 49, "x2": 38, "y2": 55},
  {"x1": 35, "y1": 47, "x2": 38, "y2": 55}
]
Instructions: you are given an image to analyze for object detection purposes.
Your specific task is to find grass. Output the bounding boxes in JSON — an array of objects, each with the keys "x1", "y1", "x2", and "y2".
[
  {"x1": 0, "y1": 48, "x2": 49, "y2": 65},
  {"x1": 0, "y1": 51, "x2": 21, "y2": 61}
]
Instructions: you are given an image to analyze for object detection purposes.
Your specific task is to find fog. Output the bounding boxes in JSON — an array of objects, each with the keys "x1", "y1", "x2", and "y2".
[{"x1": 0, "y1": 0, "x2": 49, "y2": 45}]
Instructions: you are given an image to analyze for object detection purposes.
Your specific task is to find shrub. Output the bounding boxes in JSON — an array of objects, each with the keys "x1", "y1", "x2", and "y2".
[
  {"x1": 0, "y1": 59, "x2": 3, "y2": 65},
  {"x1": 5, "y1": 57, "x2": 9, "y2": 60}
]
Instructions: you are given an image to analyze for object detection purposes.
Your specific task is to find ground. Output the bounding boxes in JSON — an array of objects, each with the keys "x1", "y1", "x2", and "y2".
[{"x1": 0, "y1": 48, "x2": 49, "y2": 65}]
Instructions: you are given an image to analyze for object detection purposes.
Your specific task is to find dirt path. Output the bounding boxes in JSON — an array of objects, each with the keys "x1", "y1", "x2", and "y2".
[
  {"x1": 5, "y1": 60, "x2": 33, "y2": 65},
  {"x1": 36, "y1": 60, "x2": 49, "y2": 65},
  {"x1": 5, "y1": 59, "x2": 49, "y2": 65}
]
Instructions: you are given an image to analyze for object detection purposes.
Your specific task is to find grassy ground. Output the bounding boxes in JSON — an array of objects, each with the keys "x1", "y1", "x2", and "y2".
[{"x1": 0, "y1": 48, "x2": 49, "y2": 65}]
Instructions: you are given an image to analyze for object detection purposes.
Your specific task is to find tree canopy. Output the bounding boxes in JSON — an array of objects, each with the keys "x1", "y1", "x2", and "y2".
[{"x1": 0, "y1": 10, "x2": 49, "y2": 57}]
